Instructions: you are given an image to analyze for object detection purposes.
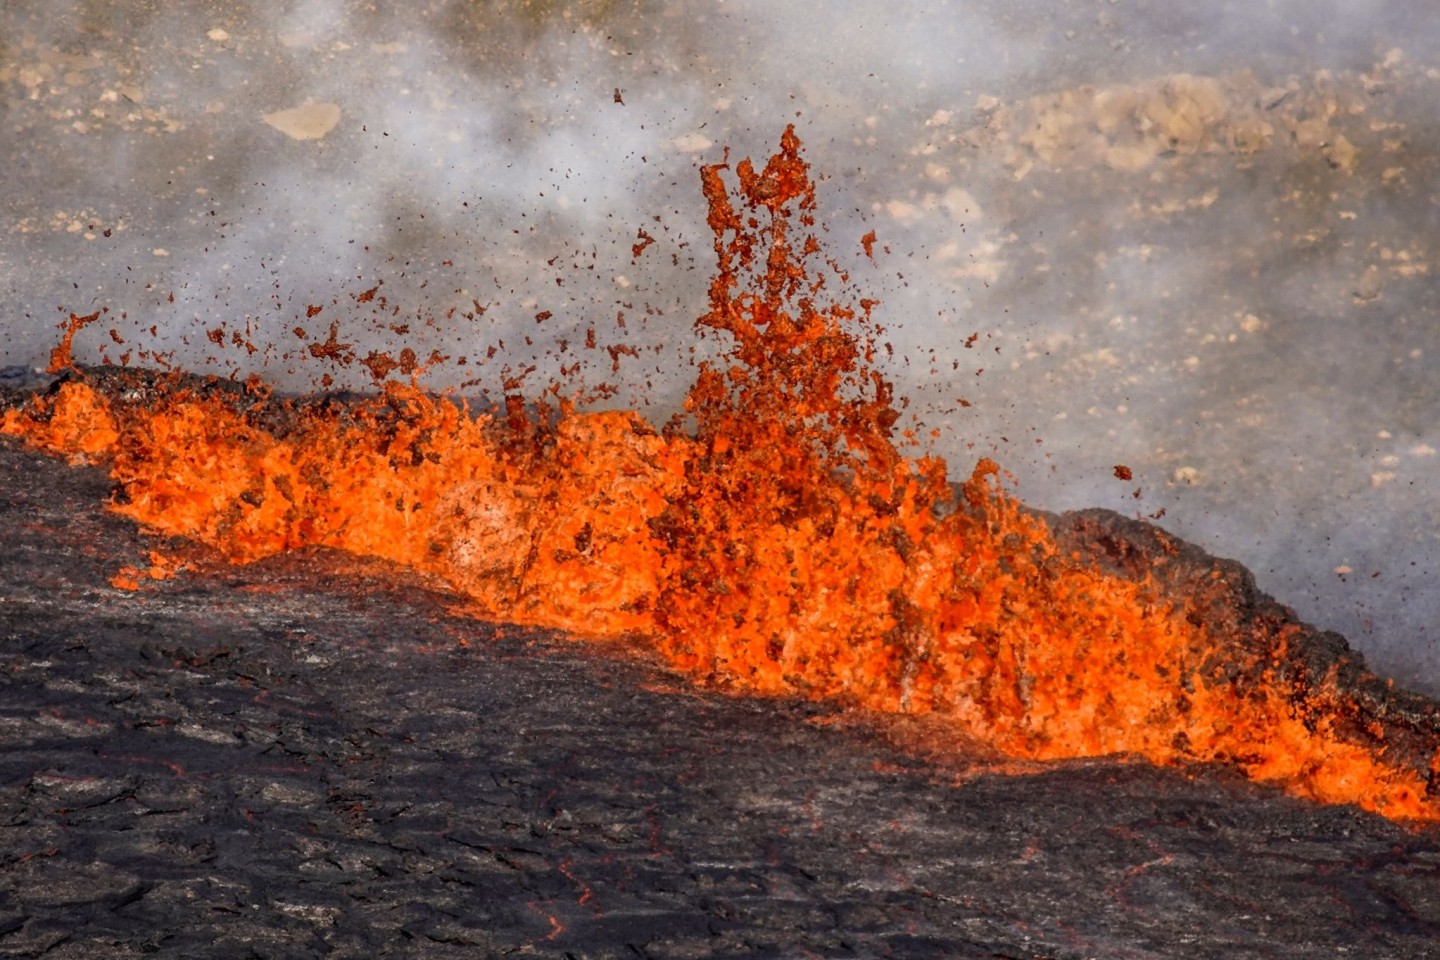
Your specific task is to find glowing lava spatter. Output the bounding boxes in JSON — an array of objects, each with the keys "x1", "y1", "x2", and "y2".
[{"x1": 5, "y1": 127, "x2": 1439, "y2": 822}]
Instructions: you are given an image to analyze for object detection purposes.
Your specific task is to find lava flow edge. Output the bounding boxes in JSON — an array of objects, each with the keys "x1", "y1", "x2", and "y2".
[{"x1": 5, "y1": 127, "x2": 1438, "y2": 825}]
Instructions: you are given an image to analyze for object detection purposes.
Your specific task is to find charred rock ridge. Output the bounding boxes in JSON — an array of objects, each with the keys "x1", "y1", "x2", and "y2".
[{"x1": 1049, "y1": 507, "x2": 1440, "y2": 792}]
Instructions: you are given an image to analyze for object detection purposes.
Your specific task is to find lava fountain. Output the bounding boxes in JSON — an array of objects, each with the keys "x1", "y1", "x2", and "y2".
[{"x1": 5, "y1": 128, "x2": 1439, "y2": 823}]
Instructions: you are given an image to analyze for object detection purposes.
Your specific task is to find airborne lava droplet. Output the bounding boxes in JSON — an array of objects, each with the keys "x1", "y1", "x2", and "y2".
[
  {"x1": 48, "y1": 310, "x2": 103, "y2": 373},
  {"x1": 306, "y1": 322, "x2": 353, "y2": 364},
  {"x1": 632, "y1": 228, "x2": 656, "y2": 260},
  {"x1": 4, "y1": 126, "x2": 1440, "y2": 823}
]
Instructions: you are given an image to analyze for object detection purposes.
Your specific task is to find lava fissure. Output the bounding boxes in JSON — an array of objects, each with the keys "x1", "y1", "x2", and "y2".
[{"x1": 4, "y1": 126, "x2": 1438, "y2": 823}]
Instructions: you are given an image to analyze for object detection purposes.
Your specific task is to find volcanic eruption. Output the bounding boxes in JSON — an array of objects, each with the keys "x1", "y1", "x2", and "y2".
[{"x1": 6, "y1": 128, "x2": 1440, "y2": 824}]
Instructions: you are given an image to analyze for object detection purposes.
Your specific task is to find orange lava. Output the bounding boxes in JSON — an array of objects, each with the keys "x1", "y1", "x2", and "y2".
[
  {"x1": 5, "y1": 127, "x2": 1438, "y2": 823},
  {"x1": 48, "y1": 310, "x2": 104, "y2": 375}
]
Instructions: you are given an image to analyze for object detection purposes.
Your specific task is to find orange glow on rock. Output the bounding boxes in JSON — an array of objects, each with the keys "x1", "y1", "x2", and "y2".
[{"x1": 3, "y1": 127, "x2": 1438, "y2": 824}]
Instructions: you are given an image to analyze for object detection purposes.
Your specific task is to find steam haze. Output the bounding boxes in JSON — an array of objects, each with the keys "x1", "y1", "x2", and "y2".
[{"x1": 5, "y1": 0, "x2": 1440, "y2": 692}]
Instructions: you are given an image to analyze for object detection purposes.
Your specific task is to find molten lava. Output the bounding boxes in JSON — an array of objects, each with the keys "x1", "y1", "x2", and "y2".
[{"x1": 5, "y1": 127, "x2": 1438, "y2": 823}]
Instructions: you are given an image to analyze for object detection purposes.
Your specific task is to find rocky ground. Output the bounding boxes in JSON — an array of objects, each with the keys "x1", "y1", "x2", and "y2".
[{"x1": 4, "y1": 435, "x2": 1440, "y2": 958}]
